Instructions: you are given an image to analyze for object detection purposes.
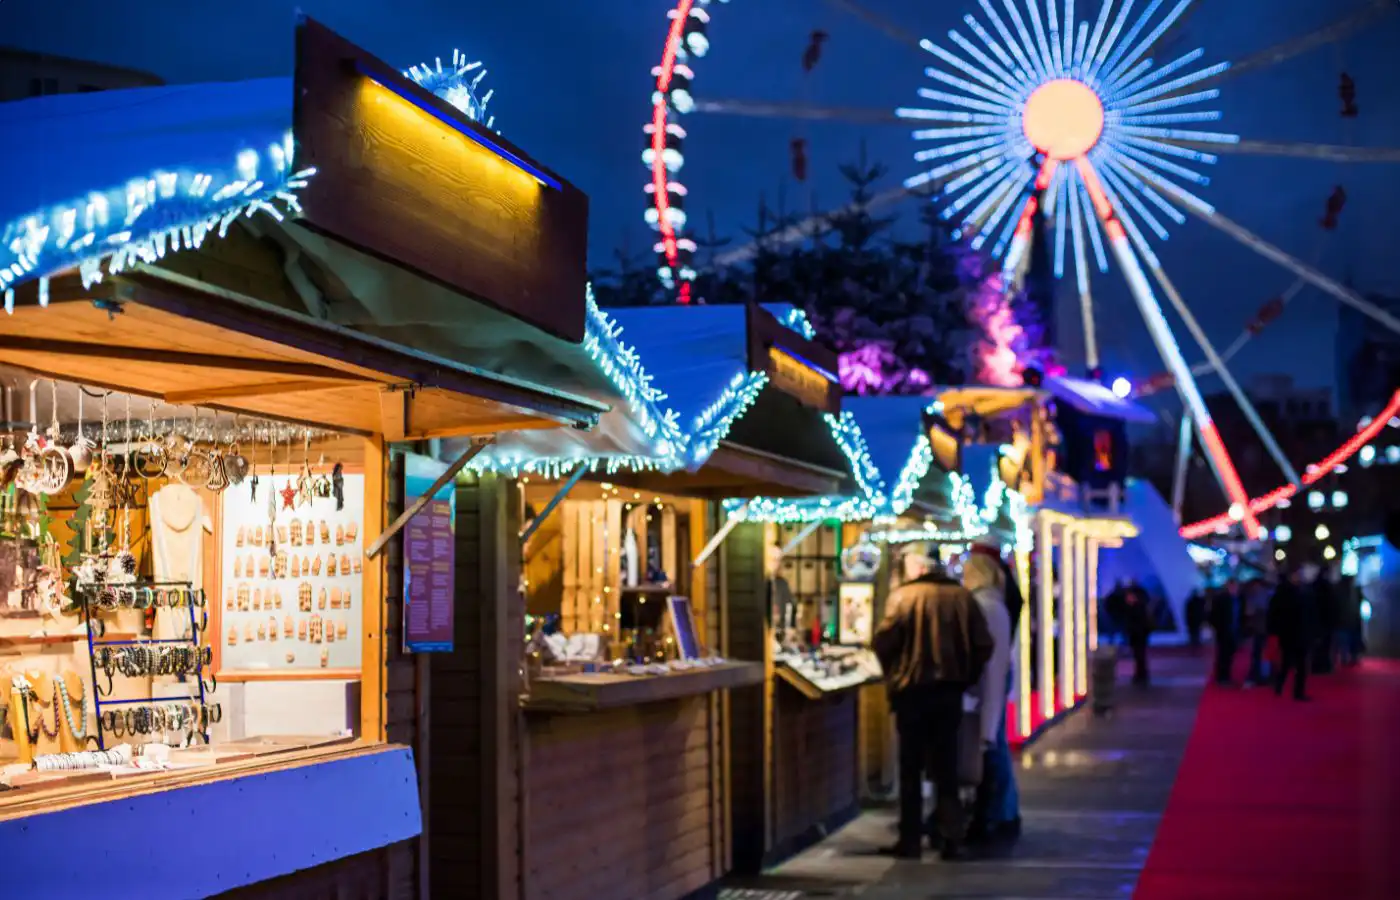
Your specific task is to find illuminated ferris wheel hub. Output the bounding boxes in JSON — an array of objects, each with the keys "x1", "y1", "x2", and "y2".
[{"x1": 1023, "y1": 79, "x2": 1104, "y2": 161}]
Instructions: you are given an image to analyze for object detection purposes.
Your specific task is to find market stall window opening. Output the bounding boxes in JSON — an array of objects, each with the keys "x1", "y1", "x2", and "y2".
[{"x1": 2, "y1": 374, "x2": 383, "y2": 800}]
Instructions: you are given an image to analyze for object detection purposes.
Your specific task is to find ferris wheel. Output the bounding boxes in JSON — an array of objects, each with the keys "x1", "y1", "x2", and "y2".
[{"x1": 642, "y1": 0, "x2": 1400, "y2": 541}]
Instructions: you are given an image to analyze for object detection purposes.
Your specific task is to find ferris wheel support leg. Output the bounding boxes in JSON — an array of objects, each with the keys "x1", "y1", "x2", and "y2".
[
  {"x1": 1075, "y1": 158, "x2": 1262, "y2": 540},
  {"x1": 1145, "y1": 261, "x2": 1302, "y2": 487},
  {"x1": 1171, "y1": 413, "x2": 1193, "y2": 526}
]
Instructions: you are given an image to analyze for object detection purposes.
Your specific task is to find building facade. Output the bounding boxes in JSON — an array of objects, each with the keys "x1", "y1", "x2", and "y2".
[{"x1": 0, "y1": 47, "x2": 162, "y2": 101}]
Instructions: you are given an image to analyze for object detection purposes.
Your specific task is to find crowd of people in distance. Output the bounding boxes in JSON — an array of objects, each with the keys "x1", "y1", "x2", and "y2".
[{"x1": 1185, "y1": 562, "x2": 1361, "y2": 700}]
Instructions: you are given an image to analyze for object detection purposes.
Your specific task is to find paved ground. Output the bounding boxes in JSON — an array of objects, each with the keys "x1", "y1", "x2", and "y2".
[{"x1": 719, "y1": 651, "x2": 1206, "y2": 900}]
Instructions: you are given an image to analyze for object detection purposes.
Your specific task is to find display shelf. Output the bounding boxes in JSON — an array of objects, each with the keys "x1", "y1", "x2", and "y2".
[
  {"x1": 523, "y1": 661, "x2": 764, "y2": 713},
  {"x1": 775, "y1": 650, "x2": 883, "y2": 700},
  {"x1": 0, "y1": 631, "x2": 136, "y2": 649}
]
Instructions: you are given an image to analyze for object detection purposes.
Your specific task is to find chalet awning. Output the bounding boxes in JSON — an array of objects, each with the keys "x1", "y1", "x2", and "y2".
[
  {"x1": 0, "y1": 271, "x2": 605, "y2": 438},
  {"x1": 601, "y1": 303, "x2": 880, "y2": 502}
]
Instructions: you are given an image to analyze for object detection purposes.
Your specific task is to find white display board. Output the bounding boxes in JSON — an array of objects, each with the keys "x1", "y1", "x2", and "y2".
[{"x1": 218, "y1": 474, "x2": 364, "y2": 674}]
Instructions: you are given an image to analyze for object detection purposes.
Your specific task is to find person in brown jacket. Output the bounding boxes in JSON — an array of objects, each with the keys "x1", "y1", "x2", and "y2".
[{"x1": 873, "y1": 542, "x2": 995, "y2": 859}]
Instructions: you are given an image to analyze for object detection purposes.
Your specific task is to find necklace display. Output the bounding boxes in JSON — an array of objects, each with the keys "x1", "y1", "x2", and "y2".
[
  {"x1": 33, "y1": 686, "x2": 60, "y2": 740},
  {"x1": 57, "y1": 675, "x2": 87, "y2": 740}
]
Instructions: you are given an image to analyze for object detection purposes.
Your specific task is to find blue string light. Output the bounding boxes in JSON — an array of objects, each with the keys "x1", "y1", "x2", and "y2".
[{"x1": 1, "y1": 130, "x2": 313, "y2": 299}]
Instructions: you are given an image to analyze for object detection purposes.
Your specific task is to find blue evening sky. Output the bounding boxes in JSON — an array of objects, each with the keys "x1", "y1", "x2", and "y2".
[{"x1": 3, "y1": 0, "x2": 1397, "y2": 394}]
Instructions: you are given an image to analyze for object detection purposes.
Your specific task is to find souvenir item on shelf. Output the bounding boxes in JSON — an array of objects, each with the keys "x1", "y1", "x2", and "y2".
[
  {"x1": 311, "y1": 554, "x2": 322, "y2": 576},
  {"x1": 268, "y1": 617, "x2": 278, "y2": 641},
  {"x1": 318, "y1": 588, "x2": 327, "y2": 610},
  {"x1": 335, "y1": 524, "x2": 344, "y2": 547},
  {"x1": 327, "y1": 553, "x2": 338, "y2": 577},
  {"x1": 320, "y1": 648, "x2": 329, "y2": 668},
  {"x1": 319, "y1": 520, "x2": 330, "y2": 544},
  {"x1": 336, "y1": 620, "x2": 347, "y2": 640},
  {"x1": 339, "y1": 553, "x2": 351, "y2": 575}
]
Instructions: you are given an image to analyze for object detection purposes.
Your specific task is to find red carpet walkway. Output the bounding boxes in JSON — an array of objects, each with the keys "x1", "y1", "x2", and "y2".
[{"x1": 1135, "y1": 659, "x2": 1400, "y2": 900}]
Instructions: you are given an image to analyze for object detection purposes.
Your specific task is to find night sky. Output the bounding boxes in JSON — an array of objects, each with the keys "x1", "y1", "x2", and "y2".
[{"x1": 3, "y1": 0, "x2": 1397, "y2": 395}]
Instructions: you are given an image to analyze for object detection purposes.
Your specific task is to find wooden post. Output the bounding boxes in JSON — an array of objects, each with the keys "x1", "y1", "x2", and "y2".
[{"x1": 1038, "y1": 514, "x2": 1055, "y2": 721}]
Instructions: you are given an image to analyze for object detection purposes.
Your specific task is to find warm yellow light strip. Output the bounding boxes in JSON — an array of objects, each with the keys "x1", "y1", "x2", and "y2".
[
  {"x1": 1074, "y1": 531, "x2": 1089, "y2": 696},
  {"x1": 1037, "y1": 508, "x2": 1140, "y2": 540},
  {"x1": 1087, "y1": 537, "x2": 1101, "y2": 653},
  {"x1": 1038, "y1": 516, "x2": 1055, "y2": 721},
  {"x1": 1059, "y1": 523, "x2": 1076, "y2": 710},
  {"x1": 1016, "y1": 545, "x2": 1033, "y2": 738}
]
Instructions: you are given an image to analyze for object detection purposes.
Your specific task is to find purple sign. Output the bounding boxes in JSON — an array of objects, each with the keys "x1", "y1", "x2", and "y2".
[{"x1": 403, "y1": 454, "x2": 456, "y2": 653}]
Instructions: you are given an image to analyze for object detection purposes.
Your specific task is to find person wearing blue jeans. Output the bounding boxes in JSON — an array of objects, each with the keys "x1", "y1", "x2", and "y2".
[{"x1": 978, "y1": 667, "x2": 1022, "y2": 836}]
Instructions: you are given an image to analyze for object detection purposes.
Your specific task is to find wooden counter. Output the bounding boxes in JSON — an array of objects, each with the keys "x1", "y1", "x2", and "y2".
[
  {"x1": 521, "y1": 674, "x2": 741, "y2": 900},
  {"x1": 522, "y1": 661, "x2": 763, "y2": 713}
]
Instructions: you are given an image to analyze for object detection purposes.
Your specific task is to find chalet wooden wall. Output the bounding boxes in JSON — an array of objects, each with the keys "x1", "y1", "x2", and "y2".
[
  {"x1": 722, "y1": 521, "x2": 771, "y2": 875},
  {"x1": 517, "y1": 496, "x2": 727, "y2": 900},
  {"x1": 770, "y1": 687, "x2": 860, "y2": 858},
  {"x1": 522, "y1": 698, "x2": 724, "y2": 900},
  {"x1": 426, "y1": 472, "x2": 522, "y2": 900},
  {"x1": 213, "y1": 844, "x2": 416, "y2": 900}
]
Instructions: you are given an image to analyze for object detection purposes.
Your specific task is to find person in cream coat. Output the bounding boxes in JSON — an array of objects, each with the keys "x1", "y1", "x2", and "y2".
[{"x1": 962, "y1": 544, "x2": 1022, "y2": 843}]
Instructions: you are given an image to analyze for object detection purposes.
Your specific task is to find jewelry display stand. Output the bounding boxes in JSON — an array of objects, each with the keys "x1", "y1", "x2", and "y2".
[{"x1": 77, "y1": 578, "x2": 212, "y2": 750}]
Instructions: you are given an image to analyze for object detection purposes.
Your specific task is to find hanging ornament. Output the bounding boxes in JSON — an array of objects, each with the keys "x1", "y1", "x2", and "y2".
[
  {"x1": 132, "y1": 399, "x2": 168, "y2": 480},
  {"x1": 1319, "y1": 186, "x2": 1347, "y2": 230},
  {"x1": 35, "y1": 380, "x2": 72, "y2": 494},
  {"x1": 312, "y1": 453, "x2": 333, "y2": 500},
  {"x1": 1339, "y1": 72, "x2": 1358, "y2": 118},
  {"x1": 296, "y1": 434, "x2": 314, "y2": 507},
  {"x1": 801, "y1": 30, "x2": 828, "y2": 73},
  {"x1": 225, "y1": 418, "x2": 249, "y2": 486},
  {"x1": 265, "y1": 432, "x2": 278, "y2": 553},
  {"x1": 790, "y1": 138, "x2": 809, "y2": 183},
  {"x1": 15, "y1": 381, "x2": 47, "y2": 494},
  {"x1": 332, "y1": 461, "x2": 345, "y2": 511},
  {"x1": 249, "y1": 426, "x2": 261, "y2": 501},
  {"x1": 69, "y1": 386, "x2": 94, "y2": 473},
  {"x1": 176, "y1": 408, "x2": 213, "y2": 488},
  {"x1": 278, "y1": 433, "x2": 296, "y2": 510}
]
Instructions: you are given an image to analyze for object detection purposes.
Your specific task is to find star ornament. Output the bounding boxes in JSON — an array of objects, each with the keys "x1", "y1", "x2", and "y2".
[
  {"x1": 897, "y1": 0, "x2": 1236, "y2": 283},
  {"x1": 280, "y1": 481, "x2": 298, "y2": 511}
]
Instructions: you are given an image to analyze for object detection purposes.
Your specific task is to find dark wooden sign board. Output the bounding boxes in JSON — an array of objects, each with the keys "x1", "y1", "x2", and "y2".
[
  {"x1": 745, "y1": 303, "x2": 841, "y2": 414},
  {"x1": 293, "y1": 17, "x2": 588, "y2": 344}
]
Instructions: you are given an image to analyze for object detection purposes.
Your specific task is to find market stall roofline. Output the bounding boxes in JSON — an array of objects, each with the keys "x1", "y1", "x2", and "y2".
[
  {"x1": 0, "y1": 272, "x2": 606, "y2": 438},
  {"x1": 122, "y1": 265, "x2": 607, "y2": 429},
  {"x1": 0, "y1": 76, "x2": 301, "y2": 294}
]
